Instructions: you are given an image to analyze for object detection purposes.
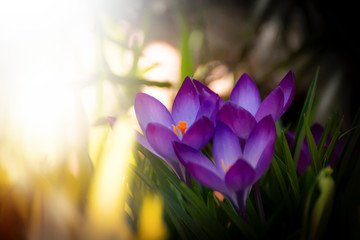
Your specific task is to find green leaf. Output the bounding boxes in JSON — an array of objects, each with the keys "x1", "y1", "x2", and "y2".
[
  {"x1": 130, "y1": 161, "x2": 208, "y2": 239},
  {"x1": 136, "y1": 144, "x2": 229, "y2": 239},
  {"x1": 322, "y1": 116, "x2": 343, "y2": 167},
  {"x1": 309, "y1": 168, "x2": 335, "y2": 240},
  {"x1": 337, "y1": 109, "x2": 360, "y2": 183},
  {"x1": 271, "y1": 155, "x2": 291, "y2": 209},
  {"x1": 206, "y1": 192, "x2": 217, "y2": 218},
  {"x1": 281, "y1": 131, "x2": 300, "y2": 202},
  {"x1": 304, "y1": 113, "x2": 321, "y2": 174},
  {"x1": 179, "y1": 17, "x2": 193, "y2": 82},
  {"x1": 317, "y1": 115, "x2": 334, "y2": 159},
  {"x1": 292, "y1": 68, "x2": 319, "y2": 166},
  {"x1": 220, "y1": 200, "x2": 258, "y2": 239}
]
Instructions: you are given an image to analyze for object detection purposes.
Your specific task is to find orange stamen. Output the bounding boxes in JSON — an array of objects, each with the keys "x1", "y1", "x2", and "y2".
[
  {"x1": 221, "y1": 160, "x2": 233, "y2": 173},
  {"x1": 176, "y1": 121, "x2": 188, "y2": 136},
  {"x1": 221, "y1": 159, "x2": 227, "y2": 173},
  {"x1": 170, "y1": 124, "x2": 179, "y2": 137},
  {"x1": 213, "y1": 191, "x2": 225, "y2": 206}
]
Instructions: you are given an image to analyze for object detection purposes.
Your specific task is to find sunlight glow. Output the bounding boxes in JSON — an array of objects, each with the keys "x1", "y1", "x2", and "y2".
[
  {"x1": 139, "y1": 41, "x2": 181, "y2": 109},
  {"x1": 0, "y1": 0, "x2": 98, "y2": 173}
]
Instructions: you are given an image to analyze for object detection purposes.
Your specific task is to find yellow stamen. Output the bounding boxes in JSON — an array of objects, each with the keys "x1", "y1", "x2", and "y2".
[{"x1": 176, "y1": 121, "x2": 188, "y2": 136}]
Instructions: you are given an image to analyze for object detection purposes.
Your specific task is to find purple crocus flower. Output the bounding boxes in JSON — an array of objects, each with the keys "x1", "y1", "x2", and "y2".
[
  {"x1": 134, "y1": 76, "x2": 222, "y2": 182},
  {"x1": 286, "y1": 123, "x2": 345, "y2": 174},
  {"x1": 173, "y1": 115, "x2": 276, "y2": 215},
  {"x1": 217, "y1": 70, "x2": 295, "y2": 139}
]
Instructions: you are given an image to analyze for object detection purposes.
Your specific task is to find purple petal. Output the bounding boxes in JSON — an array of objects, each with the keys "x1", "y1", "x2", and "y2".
[
  {"x1": 296, "y1": 123, "x2": 325, "y2": 174},
  {"x1": 229, "y1": 73, "x2": 261, "y2": 116},
  {"x1": 232, "y1": 188, "x2": 252, "y2": 216},
  {"x1": 138, "y1": 131, "x2": 184, "y2": 178},
  {"x1": 173, "y1": 142, "x2": 226, "y2": 191},
  {"x1": 225, "y1": 159, "x2": 256, "y2": 191},
  {"x1": 213, "y1": 123, "x2": 242, "y2": 174},
  {"x1": 244, "y1": 116, "x2": 276, "y2": 169},
  {"x1": 278, "y1": 70, "x2": 295, "y2": 113},
  {"x1": 253, "y1": 142, "x2": 276, "y2": 178},
  {"x1": 107, "y1": 116, "x2": 117, "y2": 128},
  {"x1": 285, "y1": 130, "x2": 310, "y2": 175},
  {"x1": 146, "y1": 123, "x2": 179, "y2": 163},
  {"x1": 310, "y1": 123, "x2": 324, "y2": 145},
  {"x1": 217, "y1": 102, "x2": 257, "y2": 139},
  {"x1": 171, "y1": 77, "x2": 200, "y2": 126},
  {"x1": 187, "y1": 162, "x2": 227, "y2": 192},
  {"x1": 297, "y1": 148, "x2": 311, "y2": 175},
  {"x1": 195, "y1": 94, "x2": 221, "y2": 123},
  {"x1": 182, "y1": 117, "x2": 214, "y2": 150},
  {"x1": 285, "y1": 130, "x2": 295, "y2": 147},
  {"x1": 135, "y1": 93, "x2": 174, "y2": 133},
  {"x1": 136, "y1": 131, "x2": 162, "y2": 159},
  {"x1": 329, "y1": 136, "x2": 346, "y2": 167},
  {"x1": 193, "y1": 79, "x2": 225, "y2": 107},
  {"x1": 255, "y1": 86, "x2": 284, "y2": 121}
]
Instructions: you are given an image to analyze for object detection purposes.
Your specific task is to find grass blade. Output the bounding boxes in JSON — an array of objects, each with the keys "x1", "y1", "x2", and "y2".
[
  {"x1": 292, "y1": 68, "x2": 319, "y2": 166},
  {"x1": 304, "y1": 113, "x2": 321, "y2": 174}
]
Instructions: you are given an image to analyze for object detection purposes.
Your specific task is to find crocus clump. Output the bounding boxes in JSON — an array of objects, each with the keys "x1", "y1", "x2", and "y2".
[
  {"x1": 217, "y1": 71, "x2": 295, "y2": 139},
  {"x1": 286, "y1": 123, "x2": 345, "y2": 174},
  {"x1": 134, "y1": 71, "x2": 295, "y2": 214},
  {"x1": 134, "y1": 77, "x2": 222, "y2": 182},
  {"x1": 173, "y1": 116, "x2": 276, "y2": 215}
]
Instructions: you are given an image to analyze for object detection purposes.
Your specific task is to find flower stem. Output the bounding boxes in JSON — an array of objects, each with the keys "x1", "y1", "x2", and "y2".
[{"x1": 254, "y1": 182, "x2": 265, "y2": 225}]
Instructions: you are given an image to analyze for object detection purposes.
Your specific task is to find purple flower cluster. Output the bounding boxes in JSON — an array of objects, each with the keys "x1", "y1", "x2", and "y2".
[
  {"x1": 134, "y1": 71, "x2": 295, "y2": 213},
  {"x1": 286, "y1": 123, "x2": 345, "y2": 175}
]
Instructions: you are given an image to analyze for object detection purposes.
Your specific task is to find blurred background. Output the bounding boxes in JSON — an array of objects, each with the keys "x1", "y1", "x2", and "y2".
[{"x1": 0, "y1": 0, "x2": 358, "y2": 239}]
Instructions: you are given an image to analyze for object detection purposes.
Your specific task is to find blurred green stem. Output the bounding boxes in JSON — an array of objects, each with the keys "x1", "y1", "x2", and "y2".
[{"x1": 254, "y1": 182, "x2": 265, "y2": 225}]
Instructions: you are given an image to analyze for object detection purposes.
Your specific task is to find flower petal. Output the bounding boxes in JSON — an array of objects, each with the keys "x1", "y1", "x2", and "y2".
[
  {"x1": 213, "y1": 123, "x2": 242, "y2": 173},
  {"x1": 243, "y1": 115, "x2": 276, "y2": 169},
  {"x1": 193, "y1": 79, "x2": 225, "y2": 106},
  {"x1": 278, "y1": 70, "x2": 295, "y2": 113},
  {"x1": 107, "y1": 116, "x2": 117, "y2": 128},
  {"x1": 225, "y1": 159, "x2": 256, "y2": 191},
  {"x1": 136, "y1": 131, "x2": 162, "y2": 160},
  {"x1": 285, "y1": 130, "x2": 310, "y2": 175},
  {"x1": 146, "y1": 123, "x2": 179, "y2": 163},
  {"x1": 253, "y1": 142, "x2": 276, "y2": 178},
  {"x1": 285, "y1": 130, "x2": 294, "y2": 147},
  {"x1": 173, "y1": 141, "x2": 226, "y2": 191},
  {"x1": 217, "y1": 102, "x2": 257, "y2": 139},
  {"x1": 255, "y1": 86, "x2": 284, "y2": 121},
  {"x1": 135, "y1": 93, "x2": 174, "y2": 133},
  {"x1": 297, "y1": 148, "x2": 310, "y2": 175},
  {"x1": 229, "y1": 73, "x2": 261, "y2": 116},
  {"x1": 182, "y1": 116, "x2": 214, "y2": 150},
  {"x1": 311, "y1": 123, "x2": 324, "y2": 145},
  {"x1": 223, "y1": 187, "x2": 252, "y2": 215},
  {"x1": 195, "y1": 94, "x2": 221, "y2": 123},
  {"x1": 138, "y1": 130, "x2": 184, "y2": 178},
  {"x1": 171, "y1": 77, "x2": 200, "y2": 126}
]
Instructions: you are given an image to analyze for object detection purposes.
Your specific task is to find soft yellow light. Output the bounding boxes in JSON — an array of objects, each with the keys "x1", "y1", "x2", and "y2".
[
  {"x1": 86, "y1": 118, "x2": 134, "y2": 239},
  {"x1": 138, "y1": 194, "x2": 167, "y2": 240}
]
